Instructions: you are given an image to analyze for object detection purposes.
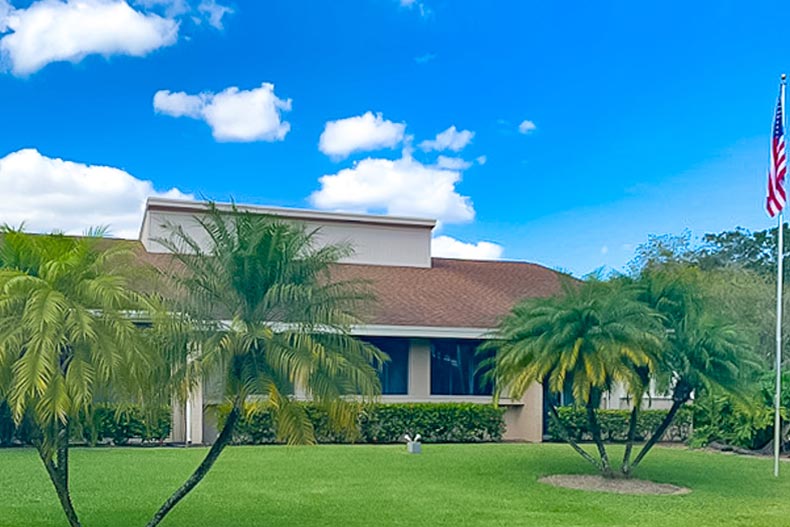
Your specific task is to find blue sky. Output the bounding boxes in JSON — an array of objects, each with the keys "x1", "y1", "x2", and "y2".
[{"x1": 0, "y1": 0, "x2": 787, "y2": 276}]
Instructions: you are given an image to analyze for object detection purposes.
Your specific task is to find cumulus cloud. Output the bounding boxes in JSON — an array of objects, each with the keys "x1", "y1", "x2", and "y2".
[
  {"x1": 518, "y1": 119, "x2": 537, "y2": 134},
  {"x1": 435, "y1": 155, "x2": 471, "y2": 170},
  {"x1": 0, "y1": 148, "x2": 191, "y2": 237},
  {"x1": 135, "y1": 0, "x2": 190, "y2": 17},
  {"x1": 154, "y1": 82, "x2": 292, "y2": 142},
  {"x1": 153, "y1": 89, "x2": 203, "y2": 117},
  {"x1": 136, "y1": 0, "x2": 232, "y2": 28},
  {"x1": 419, "y1": 125, "x2": 474, "y2": 152},
  {"x1": 0, "y1": 0, "x2": 179, "y2": 76},
  {"x1": 476, "y1": 155, "x2": 487, "y2": 165},
  {"x1": 197, "y1": 0, "x2": 232, "y2": 29},
  {"x1": 431, "y1": 235, "x2": 503, "y2": 260},
  {"x1": 310, "y1": 151, "x2": 474, "y2": 224},
  {"x1": 0, "y1": 1, "x2": 10, "y2": 28},
  {"x1": 319, "y1": 112, "x2": 406, "y2": 159}
]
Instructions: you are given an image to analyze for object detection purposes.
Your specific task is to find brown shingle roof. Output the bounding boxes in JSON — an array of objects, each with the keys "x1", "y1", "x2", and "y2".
[
  {"x1": 2, "y1": 235, "x2": 567, "y2": 328},
  {"x1": 331, "y1": 258, "x2": 565, "y2": 328},
  {"x1": 127, "y1": 240, "x2": 566, "y2": 329}
]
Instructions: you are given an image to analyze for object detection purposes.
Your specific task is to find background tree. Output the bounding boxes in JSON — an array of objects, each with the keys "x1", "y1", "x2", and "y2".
[
  {"x1": 697, "y1": 224, "x2": 790, "y2": 280},
  {"x1": 489, "y1": 280, "x2": 663, "y2": 478},
  {"x1": 628, "y1": 224, "x2": 790, "y2": 280},
  {"x1": 628, "y1": 229, "x2": 786, "y2": 452},
  {"x1": 692, "y1": 372, "x2": 790, "y2": 452},
  {"x1": 145, "y1": 203, "x2": 385, "y2": 527},
  {"x1": 0, "y1": 229, "x2": 152, "y2": 527},
  {"x1": 629, "y1": 229, "x2": 790, "y2": 361},
  {"x1": 625, "y1": 266, "x2": 758, "y2": 474}
]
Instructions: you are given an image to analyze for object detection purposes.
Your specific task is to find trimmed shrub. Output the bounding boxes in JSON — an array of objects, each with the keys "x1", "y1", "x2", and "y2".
[
  {"x1": 690, "y1": 394, "x2": 777, "y2": 450},
  {"x1": 0, "y1": 402, "x2": 14, "y2": 446},
  {"x1": 79, "y1": 406, "x2": 171, "y2": 446},
  {"x1": 0, "y1": 403, "x2": 171, "y2": 446},
  {"x1": 547, "y1": 406, "x2": 693, "y2": 443},
  {"x1": 218, "y1": 402, "x2": 506, "y2": 445},
  {"x1": 359, "y1": 403, "x2": 505, "y2": 443}
]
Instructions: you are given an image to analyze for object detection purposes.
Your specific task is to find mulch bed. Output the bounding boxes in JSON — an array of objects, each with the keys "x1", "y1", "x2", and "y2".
[{"x1": 538, "y1": 474, "x2": 691, "y2": 495}]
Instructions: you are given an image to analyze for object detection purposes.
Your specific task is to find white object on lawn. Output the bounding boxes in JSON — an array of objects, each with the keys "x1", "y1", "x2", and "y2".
[{"x1": 404, "y1": 433, "x2": 422, "y2": 454}]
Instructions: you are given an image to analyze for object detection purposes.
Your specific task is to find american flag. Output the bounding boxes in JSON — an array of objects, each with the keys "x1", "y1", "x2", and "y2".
[{"x1": 767, "y1": 92, "x2": 787, "y2": 217}]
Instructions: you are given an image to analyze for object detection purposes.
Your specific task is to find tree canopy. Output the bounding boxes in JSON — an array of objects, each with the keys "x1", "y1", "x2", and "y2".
[
  {"x1": 0, "y1": 229, "x2": 154, "y2": 527},
  {"x1": 145, "y1": 203, "x2": 386, "y2": 527}
]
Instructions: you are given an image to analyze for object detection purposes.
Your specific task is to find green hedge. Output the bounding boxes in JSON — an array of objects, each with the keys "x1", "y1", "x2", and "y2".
[
  {"x1": 546, "y1": 406, "x2": 693, "y2": 442},
  {"x1": 219, "y1": 402, "x2": 506, "y2": 444},
  {"x1": 0, "y1": 402, "x2": 171, "y2": 446},
  {"x1": 79, "y1": 406, "x2": 171, "y2": 445}
]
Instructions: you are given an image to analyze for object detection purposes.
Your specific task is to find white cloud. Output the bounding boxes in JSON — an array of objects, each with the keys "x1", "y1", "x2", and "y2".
[
  {"x1": 0, "y1": 1, "x2": 11, "y2": 30},
  {"x1": 319, "y1": 112, "x2": 406, "y2": 159},
  {"x1": 135, "y1": 0, "x2": 232, "y2": 28},
  {"x1": 197, "y1": 0, "x2": 232, "y2": 29},
  {"x1": 419, "y1": 125, "x2": 474, "y2": 152},
  {"x1": 135, "y1": 0, "x2": 190, "y2": 17},
  {"x1": 518, "y1": 119, "x2": 537, "y2": 134},
  {"x1": 153, "y1": 90, "x2": 203, "y2": 117},
  {"x1": 0, "y1": 0, "x2": 179, "y2": 76},
  {"x1": 435, "y1": 156, "x2": 471, "y2": 171},
  {"x1": 310, "y1": 151, "x2": 474, "y2": 224},
  {"x1": 154, "y1": 82, "x2": 292, "y2": 142},
  {"x1": 476, "y1": 155, "x2": 487, "y2": 165},
  {"x1": 431, "y1": 235, "x2": 503, "y2": 260},
  {"x1": 0, "y1": 148, "x2": 191, "y2": 238}
]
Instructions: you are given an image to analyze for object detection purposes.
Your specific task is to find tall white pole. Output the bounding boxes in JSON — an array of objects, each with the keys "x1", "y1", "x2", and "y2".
[
  {"x1": 775, "y1": 210, "x2": 784, "y2": 477},
  {"x1": 774, "y1": 74, "x2": 786, "y2": 478}
]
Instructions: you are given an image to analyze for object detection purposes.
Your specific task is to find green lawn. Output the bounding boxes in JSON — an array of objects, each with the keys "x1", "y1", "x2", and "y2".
[{"x1": 1, "y1": 443, "x2": 788, "y2": 527}]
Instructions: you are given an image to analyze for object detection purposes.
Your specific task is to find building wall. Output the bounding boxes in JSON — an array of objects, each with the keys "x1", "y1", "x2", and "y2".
[
  {"x1": 604, "y1": 379, "x2": 675, "y2": 410},
  {"x1": 140, "y1": 201, "x2": 435, "y2": 268},
  {"x1": 185, "y1": 335, "x2": 543, "y2": 444},
  {"x1": 502, "y1": 383, "x2": 543, "y2": 442},
  {"x1": 170, "y1": 380, "x2": 204, "y2": 444}
]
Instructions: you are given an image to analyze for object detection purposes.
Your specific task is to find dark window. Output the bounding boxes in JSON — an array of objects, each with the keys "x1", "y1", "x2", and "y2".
[
  {"x1": 542, "y1": 379, "x2": 574, "y2": 437},
  {"x1": 362, "y1": 337, "x2": 409, "y2": 395},
  {"x1": 542, "y1": 379, "x2": 574, "y2": 407},
  {"x1": 430, "y1": 339, "x2": 493, "y2": 396}
]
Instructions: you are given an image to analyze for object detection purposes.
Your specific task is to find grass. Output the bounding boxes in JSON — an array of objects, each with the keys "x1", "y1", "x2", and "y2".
[{"x1": 1, "y1": 443, "x2": 789, "y2": 527}]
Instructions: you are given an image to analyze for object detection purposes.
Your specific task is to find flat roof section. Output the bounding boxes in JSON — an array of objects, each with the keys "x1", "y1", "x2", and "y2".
[{"x1": 144, "y1": 197, "x2": 438, "y2": 230}]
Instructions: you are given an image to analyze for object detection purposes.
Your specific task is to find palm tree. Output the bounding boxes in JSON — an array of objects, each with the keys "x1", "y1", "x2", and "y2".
[
  {"x1": 145, "y1": 203, "x2": 385, "y2": 527},
  {"x1": 489, "y1": 280, "x2": 663, "y2": 477},
  {"x1": 0, "y1": 228, "x2": 151, "y2": 527},
  {"x1": 625, "y1": 267, "x2": 757, "y2": 474}
]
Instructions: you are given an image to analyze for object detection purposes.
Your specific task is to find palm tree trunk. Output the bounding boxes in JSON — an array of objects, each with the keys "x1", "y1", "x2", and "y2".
[
  {"x1": 145, "y1": 403, "x2": 241, "y2": 527},
  {"x1": 36, "y1": 421, "x2": 82, "y2": 527},
  {"x1": 629, "y1": 398, "x2": 684, "y2": 472},
  {"x1": 548, "y1": 404, "x2": 603, "y2": 472},
  {"x1": 57, "y1": 422, "x2": 69, "y2": 490},
  {"x1": 585, "y1": 402, "x2": 613, "y2": 477},
  {"x1": 620, "y1": 403, "x2": 640, "y2": 476}
]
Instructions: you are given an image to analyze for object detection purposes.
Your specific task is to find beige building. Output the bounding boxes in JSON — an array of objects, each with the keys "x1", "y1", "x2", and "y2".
[{"x1": 140, "y1": 197, "x2": 566, "y2": 444}]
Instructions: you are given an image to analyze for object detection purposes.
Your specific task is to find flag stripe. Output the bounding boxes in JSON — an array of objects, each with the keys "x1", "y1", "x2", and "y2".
[{"x1": 767, "y1": 91, "x2": 787, "y2": 217}]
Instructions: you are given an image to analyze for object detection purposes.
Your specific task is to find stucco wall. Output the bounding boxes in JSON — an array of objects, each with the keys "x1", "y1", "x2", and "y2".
[
  {"x1": 502, "y1": 383, "x2": 543, "y2": 442},
  {"x1": 188, "y1": 336, "x2": 544, "y2": 444},
  {"x1": 141, "y1": 205, "x2": 434, "y2": 268}
]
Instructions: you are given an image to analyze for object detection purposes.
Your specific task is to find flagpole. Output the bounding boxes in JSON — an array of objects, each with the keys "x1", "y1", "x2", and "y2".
[{"x1": 775, "y1": 73, "x2": 787, "y2": 478}]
